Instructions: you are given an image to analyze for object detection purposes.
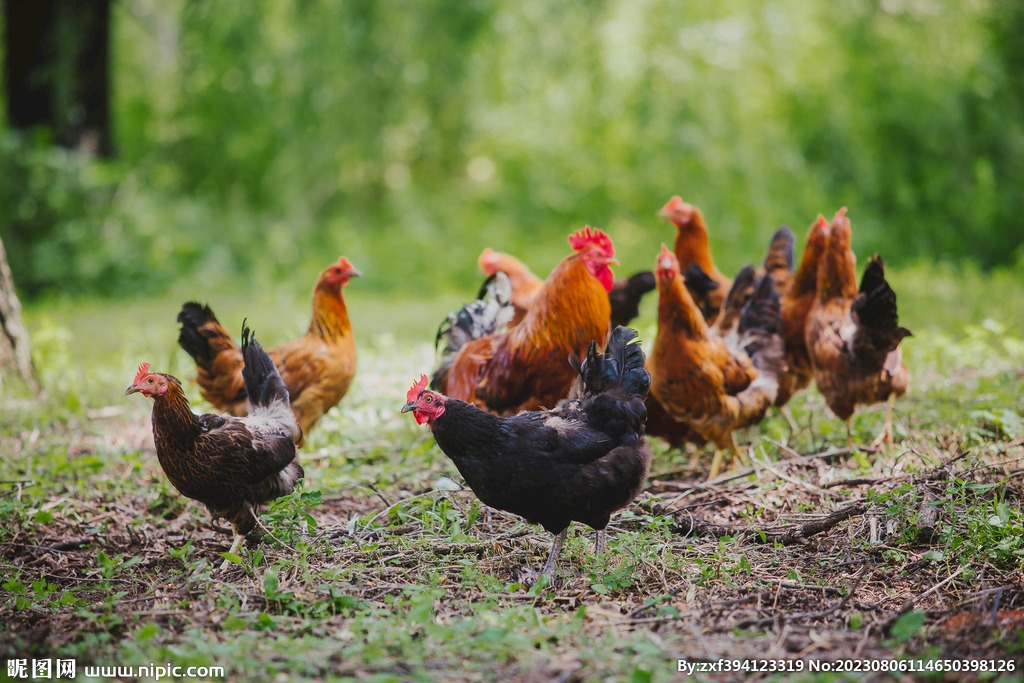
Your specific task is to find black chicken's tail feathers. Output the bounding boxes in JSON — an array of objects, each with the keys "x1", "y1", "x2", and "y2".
[
  {"x1": 240, "y1": 323, "x2": 291, "y2": 412},
  {"x1": 851, "y1": 255, "x2": 912, "y2": 365},
  {"x1": 577, "y1": 326, "x2": 651, "y2": 399},
  {"x1": 763, "y1": 225, "x2": 795, "y2": 276},
  {"x1": 737, "y1": 274, "x2": 786, "y2": 388},
  {"x1": 177, "y1": 302, "x2": 222, "y2": 363}
]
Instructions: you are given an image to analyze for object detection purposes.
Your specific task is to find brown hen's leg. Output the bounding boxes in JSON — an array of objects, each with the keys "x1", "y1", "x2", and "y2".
[
  {"x1": 219, "y1": 534, "x2": 243, "y2": 572},
  {"x1": 781, "y1": 406, "x2": 800, "y2": 437},
  {"x1": 706, "y1": 448, "x2": 726, "y2": 481},
  {"x1": 870, "y1": 393, "x2": 897, "y2": 449},
  {"x1": 729, "y1": 434, "x2": 745, "y2": 467},
  {"x1": 846, "y1": 418, "x2": 854, "y2": 449},
  {"x1": 542, "y1": 528, "x2": 569, "y2": 577}
]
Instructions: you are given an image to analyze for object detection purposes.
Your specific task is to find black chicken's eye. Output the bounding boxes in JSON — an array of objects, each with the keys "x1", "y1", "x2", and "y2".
[{"x1": 425, "y1": 396, "x2": 432, "y2": 403}]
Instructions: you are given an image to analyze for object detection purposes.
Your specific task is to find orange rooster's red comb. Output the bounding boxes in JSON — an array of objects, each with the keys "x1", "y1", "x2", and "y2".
[
  {"x1": 407, "y1": 374, "x2": 429, "y2": 403},
  {"x1": 134, "y1": 362, "x2": 151, "y2": 384},
  {"x1": 568, "y1": 226, "x2": 614, "y2": 257}
]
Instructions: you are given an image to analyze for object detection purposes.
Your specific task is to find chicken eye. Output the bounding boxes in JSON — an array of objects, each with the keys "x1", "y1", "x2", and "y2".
[
  {"x1": 424, "y1": 396, "x2": 432, "y2": 403},
  {"x1": 147, "y1": 378, "x2": 154, "y2": 384}
]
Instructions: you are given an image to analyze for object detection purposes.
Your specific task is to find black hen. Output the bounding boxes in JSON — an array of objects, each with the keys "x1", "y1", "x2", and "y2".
[
  {"x1": 682, "y1": 263, "x2": 721, "y2": 322},
  {"x1": 403, "y1": 326, "x2": 652, "y2": 577},
  {"x1": 608, "y1": 271, "x2": 656, "y2": 328}
]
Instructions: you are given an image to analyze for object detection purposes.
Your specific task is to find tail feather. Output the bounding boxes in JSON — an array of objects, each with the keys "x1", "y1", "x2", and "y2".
[
  {"x1": 432, "y1": 272, "x2": 513, "y2": 391},
  {"x1": 737, "y1": 274, "x2": 785, "y2": 401},
  {"x1": 851, "y1": 256, "x2": 912, "y2": 368},
  {"x1": 575, "y1": 326, "x2": 650, "y2": 441},
  {"x1": 578, "y1": 326, "x2": 651, "y2": 399},
  {"x1": 763, "y1": 226, "x2": 795, "y2": 276},
  {"x1": 177, "y1": 302, "x2": 226, "y2": 364},
  {"x1": 608, "y1": 271, "x2": 656, "y2": 328},
  {"x1": 714, "y1": 264, "x2": 757, "y2": 337},
  {"x1": 682, "y1": 263, "x2": 720, "y2": 321}
]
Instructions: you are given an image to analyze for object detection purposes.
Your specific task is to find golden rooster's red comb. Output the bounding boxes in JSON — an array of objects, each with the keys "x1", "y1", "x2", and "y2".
[
  {"x1": 134, "y1": 362, "x2": 151, "y2": 384},
  {"x1": 568, "y1": 226, "x2": 614, "y2": 257},
  {"x1": 407, "y1": 374, "x2": 429, "y2": 403}
]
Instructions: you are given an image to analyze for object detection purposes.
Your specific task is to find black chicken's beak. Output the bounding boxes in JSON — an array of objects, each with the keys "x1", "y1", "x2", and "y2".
[
  {"x1": 401, "y1": 401, "x2": 416, "y2": 413},
  {"x1": 125, "y1": 385, "x2": 139, "y2": 396}
]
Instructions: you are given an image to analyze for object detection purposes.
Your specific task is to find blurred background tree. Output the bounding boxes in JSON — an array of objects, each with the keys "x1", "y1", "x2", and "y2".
[{"x1": 1, "y1": 0, "x2": 1022, "y2": 301}]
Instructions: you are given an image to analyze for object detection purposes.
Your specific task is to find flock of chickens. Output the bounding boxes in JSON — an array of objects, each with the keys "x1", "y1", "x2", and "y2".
[{"x1": 126, "y1": 197, "x2": 911, "y2": 577}]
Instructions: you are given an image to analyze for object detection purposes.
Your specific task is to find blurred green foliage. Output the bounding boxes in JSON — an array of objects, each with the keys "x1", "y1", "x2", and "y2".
[{"x1": 2, "y1": 0, "x2": 1023, "y2": 299}]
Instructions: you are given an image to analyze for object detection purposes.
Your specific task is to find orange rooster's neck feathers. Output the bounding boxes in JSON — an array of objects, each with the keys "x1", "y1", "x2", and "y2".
[
  {"x1": 817, "y1": 207, "x2": 858, "y2": 302},
  {"x1": 568, "y1": 226, "x2": 616, "y2": 293}
]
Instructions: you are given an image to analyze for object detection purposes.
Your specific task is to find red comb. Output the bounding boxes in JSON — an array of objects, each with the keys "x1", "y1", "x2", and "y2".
[
  {"x1": 835, "y1": 207, "x2": 848, "y2": 219},
  {"x1": 407, "y1": 374, "x2": 429, "y2": 403},
  {"x1": 568, "y1": 226, "x2": 614, "y2": 257},
  {"x1": 662, "y1": 195, "x2": 686, "y2": 213},
  {"x1": 659, "y1": 243, "x2": 673, "y2": 260},
  {"x1": 134, "y1": 362, "x2": 151, "y2": 384}
]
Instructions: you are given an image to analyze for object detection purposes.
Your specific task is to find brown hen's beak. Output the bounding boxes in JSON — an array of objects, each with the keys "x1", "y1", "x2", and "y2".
[
  {"x1": 125, "y1": 385, "x2": 139, "y2": 396},
  {"x1": 348, "y1": 267, "x2": 363, "y2": 278},
  {"x1": 401, "y1": 402, "x2": 416, "y2": 413}
]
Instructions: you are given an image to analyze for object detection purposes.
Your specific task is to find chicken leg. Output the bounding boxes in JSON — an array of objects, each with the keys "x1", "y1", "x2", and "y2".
[
  {"x1": 870, "y1": 393, "x2": 897, "y2": 449},
  {"x1": 780, "y1": 406, "x2": 800, "y2": 438},
  {"x1": 542, "y1": 528, "x2": 569, "y2": 577},
  {"x1": 219, "y1": 534, "x2": 243, "y2": 572},
  {"x1": 594, "y1": 530, "x2": 606, "y2": 556},
  {"x1": 846, "y1": 418, "x2": 854, "y2": 450},
  {"x1": 706, "y1": 436, "x2": 743, "y2": 481}
]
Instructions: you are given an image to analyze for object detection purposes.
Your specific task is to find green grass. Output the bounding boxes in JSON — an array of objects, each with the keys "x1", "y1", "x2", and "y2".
[{"x1": 2, "y1": 262, "x2": 1024, "y2": 681}]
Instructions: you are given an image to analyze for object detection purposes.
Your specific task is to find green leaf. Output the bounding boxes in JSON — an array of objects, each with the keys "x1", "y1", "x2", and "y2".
[
  {"x1": 263, "y1": 569, "x2": 279, "y2": 598},
  {"x1": 34, "y1": 510, "x2": 53, "y2": 524},
  {"x1": 590, "y1": 583, "x2": 609, "y2": 595},
  {"x1": 220, "y1": 552, "x2": 245, "y2": 566},
  {"x1": 135, "y1": 622, "x2": 160, "y2": 641},
  {"x1": 408, "y1": 598, "x2": 434, "y2": 624},
  {"x1": 890, "y1": 611, "x2": 926, "y2": 642},
  {"x1": 221, "y1": 615, "x2": 248, "y2": 631}
]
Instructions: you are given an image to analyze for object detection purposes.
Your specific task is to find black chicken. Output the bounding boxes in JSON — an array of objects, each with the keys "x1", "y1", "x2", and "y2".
[
  {"x1": 126, "y1": 325, "x2": 304, "y2": 570},
  {"x1": 608, "y1": 271, "x2": 657, "y2": 328},
  {"x1": 402, "y1": 326, "x2": 652, "y2": 577}
]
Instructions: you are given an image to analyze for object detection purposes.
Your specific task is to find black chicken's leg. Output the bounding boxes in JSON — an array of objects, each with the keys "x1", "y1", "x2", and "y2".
[
  {"x1": 542, "y1": 528, "x2": 569, "y2": 576},
  {"x1": 594, "y1": 530, "x2": 606, "y2": 555}
]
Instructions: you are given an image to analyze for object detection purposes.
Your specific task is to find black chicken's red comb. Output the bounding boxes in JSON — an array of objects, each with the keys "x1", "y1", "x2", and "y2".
[{"x1": 407, "y1": 374, "x2": 429, "y2": 402}]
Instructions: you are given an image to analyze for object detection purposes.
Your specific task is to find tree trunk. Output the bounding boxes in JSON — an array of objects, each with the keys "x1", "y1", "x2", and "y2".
[
  {"x1": 0, "y1": 235, "x2": 38, "y2": 391},
  {"x1": 3, "y1": 0, "x2": 112, "y2": 156}
]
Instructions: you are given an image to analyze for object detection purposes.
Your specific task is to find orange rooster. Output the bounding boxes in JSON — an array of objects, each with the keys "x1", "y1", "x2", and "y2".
[
  {"x1": 776, "y1": 215, "x2": 830, "y2": 410},
  {"x1": 177, "y1": 256, "x2": 360, "y2": 446},
  {"x1": 647, "y1": 245, "x2": 784, "y2": 480},
  {"x1": 805, "y1": 209, "x2": 911, "y2": 448},
  {"x1": 478, "y1": 248, "x2": 545, "y2": 326},
  {"x1": 441, "y1": 228, "x2": 616, "y2": 415},
  {"x1": 659, "y1": 196, "x2": 732, "y2": 324}
]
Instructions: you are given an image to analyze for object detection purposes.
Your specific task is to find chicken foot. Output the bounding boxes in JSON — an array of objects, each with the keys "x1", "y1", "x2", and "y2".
[{"x1": 869, "y1": 393, "x2": 897, "y2": 449}]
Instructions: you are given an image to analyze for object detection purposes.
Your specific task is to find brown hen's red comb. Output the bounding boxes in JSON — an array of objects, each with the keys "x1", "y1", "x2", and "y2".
[
  {"x1": 407, "y1": 374, "x2": 429, "y2": 403},
  {"x1": 134, "y1": 362, "x2": 151, "y2": 384},
  {"x1": 568, "y1": 226, "x2": 614, "y2": 257},
  {"x1": 835, "y1": 207, "x2": 848, "y2": 220},
  {"x1": 658, "y1": 243, "x2": 673, "y2": 260}
]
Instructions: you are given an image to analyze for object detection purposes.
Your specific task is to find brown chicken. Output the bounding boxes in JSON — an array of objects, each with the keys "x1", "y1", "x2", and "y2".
[
  {"x1": 441, "y1": 228, "x2": 616, "y2": 415},
  {"x1": 647, "y1": 245, "x2": 785, "y2": 480},
  {"x1": 805, "y1": 209, "x2": 911, "y2": 448},
  {"x1": 126, "y1": 327, "x2": 304, "y2": 570},
  {"x1": 659, "y1": 196, "x2": 732, "y2": 324},
  {"x1": 776, "y1": 215, "x2": 830, "y2": 409},
  {"x1": 478, "y1": 248, "x2": 545, "y2": 326},
  {"x1": 177, "y1": 256, "x2": 360, "y2": 446}
]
